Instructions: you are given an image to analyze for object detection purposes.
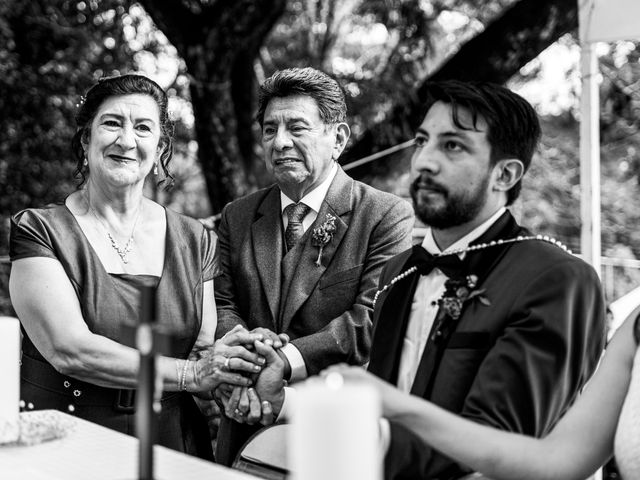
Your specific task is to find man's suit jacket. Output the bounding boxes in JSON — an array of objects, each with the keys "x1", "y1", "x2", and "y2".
[
  {"x1": 369, "y1": 211, "x2": 606, "y2": 480},
  {"x1": 214, "y1": 166, "x2": 414, "y2": 465}
]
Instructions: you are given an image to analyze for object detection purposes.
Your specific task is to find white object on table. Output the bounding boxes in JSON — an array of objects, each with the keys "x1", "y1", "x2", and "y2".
[
  {"x1": 289, "y1": 373, "x2": 382, "y2": 480},
  {"x1": 0, "y1": 410, "x2": 258, "y2": 480},
  {"x1": 0, "y1": 316, "x2": 20, "y2": 444}
]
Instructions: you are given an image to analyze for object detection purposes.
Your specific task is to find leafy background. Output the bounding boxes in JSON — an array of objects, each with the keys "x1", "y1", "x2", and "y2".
[
  {"x1": 2, "y1": 0, "x2": 639, "y2": 313},
  {"x1": 2, "y1": 3, "x2": 639, "y2": 464}
]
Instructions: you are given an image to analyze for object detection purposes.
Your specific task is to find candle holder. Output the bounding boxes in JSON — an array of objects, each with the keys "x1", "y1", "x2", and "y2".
[
  {"x1": 136, "y1": 287, "x2": 156, "y2": 480},
  {"x1": 121, "y1": 287, "x2": 173, "y2": 480}
]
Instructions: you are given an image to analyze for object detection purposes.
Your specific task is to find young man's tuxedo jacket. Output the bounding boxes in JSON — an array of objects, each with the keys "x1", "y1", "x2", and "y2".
[{"x1": 370, "y1": 211, "x2": 606, "y2": 480}]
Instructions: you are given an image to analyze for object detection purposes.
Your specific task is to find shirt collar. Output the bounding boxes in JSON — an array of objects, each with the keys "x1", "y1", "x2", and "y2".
[
  {"x1": 422, "y1": 207, "x2": 507, "y2": 256},
  {"x1": 280, "y1": 162, "x2": 338, "y2": 213}
]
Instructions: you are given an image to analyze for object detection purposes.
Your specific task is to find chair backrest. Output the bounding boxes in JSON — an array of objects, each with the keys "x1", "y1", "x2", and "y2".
[{"x1": 233, "y1": 423, "x2": 289, "y2": 480}]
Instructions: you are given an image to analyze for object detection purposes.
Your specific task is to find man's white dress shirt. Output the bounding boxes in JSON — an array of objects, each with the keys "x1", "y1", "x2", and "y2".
[{"x1": 397, "y1": 207, "x2": 506, "y2": 392}]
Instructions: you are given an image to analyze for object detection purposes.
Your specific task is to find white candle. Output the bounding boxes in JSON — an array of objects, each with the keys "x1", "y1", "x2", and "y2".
[
  {"x1": 0, "y1": 316, "x2": 20, "y2": 444},
  {"x1": 289, "y1": 374, "x2": 382, "y2": 480}
]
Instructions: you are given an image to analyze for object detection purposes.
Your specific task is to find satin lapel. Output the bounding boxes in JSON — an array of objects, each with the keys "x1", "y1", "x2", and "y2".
[
  {"x1": 465, "y1": 210, "x2": 524, "y2": 287},
  {"x1": 410, "y1": 306, "x2": 456, "y2": 397},
  {"x1": 409, "y1": 210, "x2": 525, "y2": 398},
  {"x1": 252, "y1": 187, "x2": 284, "y2": 325},
  {"x1": 279, "y1": 168, "x2": 353, "y2": 332},
  {"x1": 368, "y1": 251, "x2": 419, "y2": 384}
]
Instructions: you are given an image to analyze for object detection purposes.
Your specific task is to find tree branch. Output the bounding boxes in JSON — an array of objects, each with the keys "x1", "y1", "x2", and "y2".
[
  {"x1": 136, "y1": 0, "x2": 200, "y2": 52},
  {"x1": 342, "y1": 0, "x2": 578, "y2": 171}
]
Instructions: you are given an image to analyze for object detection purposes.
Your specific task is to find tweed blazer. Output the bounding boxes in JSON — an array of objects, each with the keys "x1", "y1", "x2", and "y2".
[
  {"x1": 371, "y1": 211, "x2": 607, "y2": 480},
  {"x1": 214, "y1": 167, "x2": 414, "y2": 466}
]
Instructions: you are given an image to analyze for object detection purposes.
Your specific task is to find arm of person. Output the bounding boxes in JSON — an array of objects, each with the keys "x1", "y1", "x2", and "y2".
[
  {"x1": 289, "y1": 199, "x2": 414, "y2": 376},
  {"x1": 189, "y1": 278, "x2": 218, "y2": 359},
  {"x1": 215, "y1": 339, "x2": 288, "y2": 424},
  {"x1": 189, "y1": 279, "x2": 267, "y2": 400},
  {"x1": 333, "y1": 314, "x2": 635, "y2": 480},
  {"x1": 10, "y1": 257, "x2": 263, "y2": 393}
]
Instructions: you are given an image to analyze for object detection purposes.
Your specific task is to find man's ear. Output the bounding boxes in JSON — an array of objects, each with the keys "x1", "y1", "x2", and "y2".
[
  {"x1": 332, "y1": 122, "x2": 351, "y2": 160},
  {"x1": 493, "y1": 158, "x2": 524, "y2": 192}
]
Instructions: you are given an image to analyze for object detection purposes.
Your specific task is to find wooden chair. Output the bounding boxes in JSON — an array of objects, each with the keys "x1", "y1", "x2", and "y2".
[{"x1": 232, "y1": 424, "x2": 289, "y2": 480}]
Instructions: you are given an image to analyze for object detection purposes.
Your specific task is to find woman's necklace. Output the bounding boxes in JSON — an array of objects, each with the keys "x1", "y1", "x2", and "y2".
[
  {"x1": 85, "y1": 193, "x2": 143, "y2": 265},
  {"x1": 373, "y1": 235, "x2": 571, "y2": 308}
]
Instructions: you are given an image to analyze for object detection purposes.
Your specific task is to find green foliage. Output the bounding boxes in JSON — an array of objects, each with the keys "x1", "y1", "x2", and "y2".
[
  {"x1": 0, "y1": 0, "x2": 196, "y2": 233},
  {"x1": 519, "y1": 113, "x2": 582, "y2": 250},
  {"x1": 261, "y1": 0, "x2": 508, "y2": 143},
  {"x1": 0, "y1": 0, "x2": 133, "y2": 215},
  {"x1": 3, "y1": 0, "x2": 640, "y2": 310},
  {"x1": 518, "y1": 39, "x2": 640, "y2": 260}
]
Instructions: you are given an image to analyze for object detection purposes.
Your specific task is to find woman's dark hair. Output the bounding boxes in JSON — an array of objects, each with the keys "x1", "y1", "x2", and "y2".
[{"x1": 71, "y1": 74, "x2": 174, "y2": 188}]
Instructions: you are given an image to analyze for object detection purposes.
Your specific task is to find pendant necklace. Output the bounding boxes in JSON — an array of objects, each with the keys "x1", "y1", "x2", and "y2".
[
  {"x1": 86, "y1": 193, "x2": 143, "y2": 265},
  {"x1": 373, "y1": 235, "x2": 571, "y2": 308}
]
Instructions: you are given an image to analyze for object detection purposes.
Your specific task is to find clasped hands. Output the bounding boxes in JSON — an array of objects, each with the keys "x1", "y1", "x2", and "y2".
[
  {"x1": 210, "y1": 326, "x2": 289, "y2": 426},
  {"x1": 202, "y1": 326, "x2": 405, "y2": 426}
]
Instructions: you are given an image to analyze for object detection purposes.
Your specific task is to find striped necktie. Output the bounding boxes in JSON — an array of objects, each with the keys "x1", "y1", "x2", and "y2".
[{"x1": 284, "y1": 202, "x2": 311, "y2": 251}]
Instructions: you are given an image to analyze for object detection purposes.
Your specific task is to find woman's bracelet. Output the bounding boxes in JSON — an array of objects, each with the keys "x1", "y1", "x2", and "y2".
[
  {"x1": 179, "y1": 359, "x2": 190, "y2": 392},
  {"x1": 191, "y1": 359, "x2": 200, "y2": 391}
]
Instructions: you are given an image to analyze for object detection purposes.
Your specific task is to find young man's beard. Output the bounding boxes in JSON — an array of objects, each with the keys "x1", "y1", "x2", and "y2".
[{"x1": 410, "y1": 173, "x2": 490, "y2": 230}]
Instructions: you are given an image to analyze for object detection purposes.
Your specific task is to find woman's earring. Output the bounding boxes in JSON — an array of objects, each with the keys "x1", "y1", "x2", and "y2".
[
  {"x1": 83, "y1": 155, "x2": 88, "y2": 167},
  {"x1": 153, "y1": 162, "x2": 158, "y2": 175}
]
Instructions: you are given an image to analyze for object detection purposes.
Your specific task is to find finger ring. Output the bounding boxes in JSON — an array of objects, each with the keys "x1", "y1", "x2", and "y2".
[
  {"x1": 234, "y1": 408, "x2": 243, "y2": 416},
  {"x1": 224, "y1": 357, "x2": 231, "y2": 369}
]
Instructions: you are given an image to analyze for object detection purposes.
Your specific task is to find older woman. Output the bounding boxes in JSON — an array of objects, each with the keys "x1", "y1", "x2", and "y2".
[
  {"x1": 9, "y1": 74, "x2": 265, "y2": 459},
  {"x1": 327, "y1": 313, "x2": 640, "y2": 480}
]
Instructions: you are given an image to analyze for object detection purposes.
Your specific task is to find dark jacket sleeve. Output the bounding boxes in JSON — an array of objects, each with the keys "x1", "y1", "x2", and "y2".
[{"x1": 213, "y1": 203, "x2": 249, "y2": 338}]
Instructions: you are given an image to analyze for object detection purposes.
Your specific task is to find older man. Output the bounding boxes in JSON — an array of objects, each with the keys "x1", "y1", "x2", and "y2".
[{"x1": 213, "y1": 67, "x2": 414, "y2": 465}]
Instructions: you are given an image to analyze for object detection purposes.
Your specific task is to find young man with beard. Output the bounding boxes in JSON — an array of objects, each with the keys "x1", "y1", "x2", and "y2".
[
  {"x1": 240, "y1": 81, "x2": 606, "y2": 480},
  {"x1": 357, "y1": 80, "x2": 607, "y2": 479}
]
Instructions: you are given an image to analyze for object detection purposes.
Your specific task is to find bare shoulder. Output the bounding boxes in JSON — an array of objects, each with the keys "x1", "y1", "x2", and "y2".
[{"x1": 607, "y1": 314, "x2": 640, "y2": 369}]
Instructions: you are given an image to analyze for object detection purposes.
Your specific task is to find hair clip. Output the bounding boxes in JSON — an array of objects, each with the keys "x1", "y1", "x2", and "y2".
[{"x1": 75, "y1": 95, "x2": 86, "y2": 109}]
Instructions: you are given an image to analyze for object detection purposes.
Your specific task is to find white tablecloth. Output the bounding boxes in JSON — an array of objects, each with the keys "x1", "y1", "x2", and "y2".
[{"x1": 0, "y1": 410, "x2": 257, "y2": 480}]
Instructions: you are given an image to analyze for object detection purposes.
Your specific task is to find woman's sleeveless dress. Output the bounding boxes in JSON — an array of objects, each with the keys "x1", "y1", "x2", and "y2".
[{"x1": 10, "y1": 203, "x2": 219, "y2": 459}]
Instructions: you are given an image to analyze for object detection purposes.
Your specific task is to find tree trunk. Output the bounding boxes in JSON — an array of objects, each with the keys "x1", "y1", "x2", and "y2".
[
  {"x1": 138, "y1": 0, "x2": 285, "y2": 212},
  {"x1": 341, "y1": 0, "x2": 579, "y2": 176}
]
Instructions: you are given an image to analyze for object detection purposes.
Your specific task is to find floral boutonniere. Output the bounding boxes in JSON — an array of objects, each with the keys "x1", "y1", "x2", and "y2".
[
  {"x1": 311, "y1": 213, "x2": 337, "y2": 267},
  {"x1": 438, "y1": 274, "x2": 490, "y2": 320}
]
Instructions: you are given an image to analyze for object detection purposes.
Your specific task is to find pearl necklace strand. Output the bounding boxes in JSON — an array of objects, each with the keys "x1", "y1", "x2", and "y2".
[
  {"x1": 373, "y1": 235, "x2": 571, "y2": 308},
  {"x1": 86, "y1": 194, "x2": 142, "y2": 265}
]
